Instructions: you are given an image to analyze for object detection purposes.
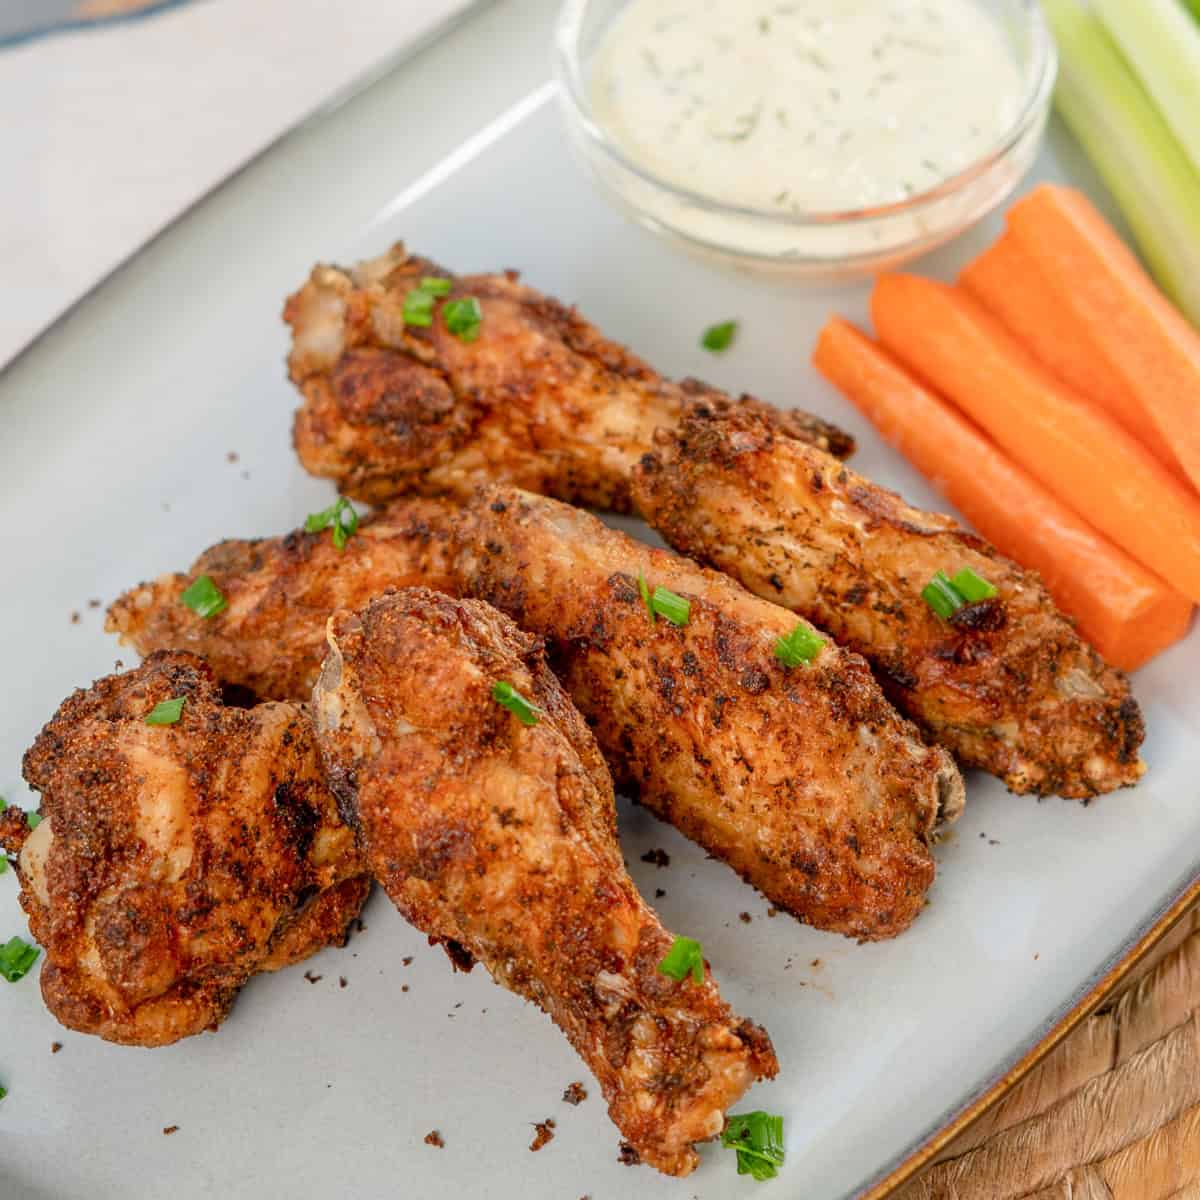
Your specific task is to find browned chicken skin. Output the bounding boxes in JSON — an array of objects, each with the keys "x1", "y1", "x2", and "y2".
[
  {"x1": 107, "y1": 499, "x2": 457, "y2": 702},
  {"x1": 632, "y1": 407, "x2": 1145, "y2": 799},
  {"x1": 110, "y1": 493, "x2": 963, "y2": 940},
  {"x1": 283, "y1": 243, "x2": 853, "y2": 510},
  {"x1": 312, "y1": 589, "x2": 777, "y2": 1175},
  {"x1": 2, "y1": 652, "x2": 367, "y2": 1047}
]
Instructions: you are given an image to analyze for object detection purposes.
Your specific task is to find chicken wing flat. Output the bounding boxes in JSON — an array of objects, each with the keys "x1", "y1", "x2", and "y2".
[
  {"x1": 632, "y1": 406, "x2": 1145, "y2": 799},
  {"x1": 1, "y1": 652, "x2": 367, "y2": 1046},
  {"x1": 108, "y1": 492, "x2": 962, "y2": 939},
  {"x1": 312, "y1": 589, "x2": 777, "y2": 1175},
  {"x1": 283, "y1": 243, "x2": 853, "y2": 510},
  {"x1": 454, "y1": 487, "x2": 963, "y2": 940},
  {"x1": 107, "y1": 499, "x2": 457, "y2": 701}
]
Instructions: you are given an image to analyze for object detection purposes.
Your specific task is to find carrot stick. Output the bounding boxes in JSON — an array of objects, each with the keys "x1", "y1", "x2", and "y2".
[
  {"x1": 959, "y1": 232, "x2": 1181, "y2": 475},
  {"x1": 1006, "y1": 185, "x2": 1200, "y2": 495},
  {"x1": 870, "y1": 273, "x2": 1200, "y2": 605},
  {"x1": 813, "y1": 317, "x2": 1192, "y2": 671}
]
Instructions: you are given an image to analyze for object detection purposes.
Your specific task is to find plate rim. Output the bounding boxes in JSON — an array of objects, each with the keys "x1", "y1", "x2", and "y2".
[{"x1": 7, "y1": 3, "x2": 1197, "y2": 1194}]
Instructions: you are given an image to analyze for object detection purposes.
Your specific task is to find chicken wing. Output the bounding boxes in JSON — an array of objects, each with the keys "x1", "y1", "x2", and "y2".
[
  {"x1": 1, "y1": 651, "x2": 367, "y2": 1046},
  {"x1": 312, "y1": 588, "x2": 777, "y2": 1175},
  {"x1": 632, "y1": 406, "x2": 1145, "y2": 799},
  {"x1": 454, "y1": 486, "x2": 962, "y2": 940},
  {"x1": 107, "y1": 498, "x2": 457, "y2": 701},
  {"x1": 109, "y1": 492, "x2": 961, "y2": 938},
  {"x1": 283, "y1": 243, "x2": 853, "y2": 510}
]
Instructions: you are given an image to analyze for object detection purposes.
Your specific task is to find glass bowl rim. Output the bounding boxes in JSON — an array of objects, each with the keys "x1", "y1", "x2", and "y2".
[{"x1": 553, "y1": 0, "x2": 1058, "y2": 230}]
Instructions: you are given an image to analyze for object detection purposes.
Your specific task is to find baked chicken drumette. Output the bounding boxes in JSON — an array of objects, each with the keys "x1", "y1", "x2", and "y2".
[{"x1": 1, "y1": 651, "x2": 368, "y2": 1047}]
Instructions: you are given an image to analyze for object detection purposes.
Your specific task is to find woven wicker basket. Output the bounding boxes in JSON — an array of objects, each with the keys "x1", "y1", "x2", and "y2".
[{"x1": 895, "y1": 907, "x2": 1200, "y2": 1199}]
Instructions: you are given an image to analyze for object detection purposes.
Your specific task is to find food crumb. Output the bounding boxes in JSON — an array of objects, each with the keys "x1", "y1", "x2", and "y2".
[
  {"x1": 402, "y1": 984, "x2": 409, "y2": 993},
  {"x1": 51, "y1": 1042, "x2": 62, "y2": 1054},
  {"x1": 354, "y1": 918, "x2": 367, "y2": 933},
  {"x1": 70, "y1": 612, "x2": 81, "y2": 625},
  {"x1": 424, "y1": 1130, "x2": 444, "y2": 1149},
  {"x1": 529, "y1": 1118, "x2": 556, "y2": 1152},
  {"x1": 88, "y1": 598, "x2": 101, "y2": 609},
  {"x1": 739, "y1": 912, "x2": 752, "y2": 924},
  {"x1": 402, "y1": 956, "x2": 413, "y2": 966},
  {"x1": 640, "y1": 848, "x2": 670, "y2": 868},
  {"x1": 989, "y1": 839, "x2": 1001, "y2": 846},
  {"x1": 304, "y1": 971, "x2": 322, "y2": 984},
  {"x1": 618, "y1": 1142, "x2": 641, "y2": 1166},
  {"x1": 1034, "y1": 953, "x2": 1040, "y2": 960},
  {"x1": 226, "y1": 451, "x2": 239, "y2": 463},
  {"x1": 339, "y1": 976, "x2": 348, "y2": 989},
  {"x1": 162, "y1": 1125, "x2": 179, "y2": 1136},
  {"x1": 810, "y1": 958, "x2": 822, "y2": 969},
  {"x1": 767, "y1": 907, "x2": 778, "y2": 918},
  {"x1": 654, "y1": 887, "x2": 666, "y2": 899},
  {"x1": 562, "y1": 1081, "x2": 587, "y2": 1106}
]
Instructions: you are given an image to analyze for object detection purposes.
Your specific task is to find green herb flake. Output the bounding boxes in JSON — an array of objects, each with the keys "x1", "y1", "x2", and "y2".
[
  {"x1": 638, "y1": 571, "x2": 654, "y2": 621},
  {"x1": 0, "y1": 936, "x2": 40, "y2": 984},
  {"x1": 774, "y1": 622, "x2": 825, "y2": 668},
  {"x1": 0, "y1": 1084, "x2": 6, "y2": 1101},
  {"x1": 145, "y1": 697, "x2": 186, "y2": 726},
  {"x1": 180, "y1": 575, "x2": 228, "y2": 619},
  {"x1": 0, "y1": 797, "x2": 6, "y2": 811},
  {"x1": 650, "y1": 586, "x2": 691, "y2": 627},
  {"x1": 26, "y1": 813, "x2": 41, "y2": 831},
  {"x1": 701, "y1": 320, "x2": 738, "y2": 353},
  {"x1": 444, "y1": 297, "x2": 483, "y2": 343},
  {"x1": 656, "y1": 935, "x2": 704, "y2": 984},
  {"x1": 921, "y1": 570, "x2": 965, "y2": 620},
  {"x1": 950, "y1": 566, "x2": 998, "y2": 602},
  {"x1": 305, "y1": 496, "x2": 360, "y2": 551},
  {"x1": 402, "y1": 286, "x2": 437, "y2": 327},
  {"x1": 721, "y1": 1110, "x2": 786, "y2": 1181},
  {"x1": 0, "y1": 858, "x2": 7, "y2": 876},
  {"x1": 492, "y1": 681, "x2": 541, "y2": 727},
  {"x1": 419, "y1": 276, "x2": 453, "y2": 296}
]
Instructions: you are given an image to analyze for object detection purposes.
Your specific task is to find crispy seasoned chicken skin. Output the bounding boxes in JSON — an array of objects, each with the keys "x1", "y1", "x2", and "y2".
[
  {"x1": 312, "y1": 589, "x2": 777, "y2": 1176},
  {"x1": 108, "y1": 493, "x2": 962, "y2": 939},
  {"x1": 632, "y1": 407, "x2": 1145, "y2": 799},
  {"x1": 283, "y1": 243, "x2": 853, "y2": 510},
  {"x1": 454, "y1": 487, "x2": 963, "y2": 940},
  {"x1": 107, "y1": 499, "x2": 457, "y2": 701},
  {"x1": 2, "y1": 652, "x2": 367, "y2": 1047}
]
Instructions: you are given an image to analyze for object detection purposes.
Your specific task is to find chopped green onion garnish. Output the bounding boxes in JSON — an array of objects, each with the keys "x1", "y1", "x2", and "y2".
[
  {"x1": 0, "y1": 858, "x2": 7, "y2": 876},
  {"x1": 305, "y1": 496, "x2": 359, "y2": 550},
  {"x1": 656, "y1": 935, "x2": 704, "y2": 984},
  {"x1": 0, "y1": 936, "x2": 40, "y2": 983},
  {"x1": 922, "y1": 570, "x2": 965, "y2": 620},
  {"x1": 638, "y1": 571, "x2": 654, "y2": 621},
  {"x1": 180, "y1": 575, "x2": 227, "y2": 619},
  {"x1": 949, "y1": 566, "x2": 998, "y2": 603},
  {"x1": 26, "y1": 813, "x2": 41, "y2": 831},
  {"x1": 419, "y1": 276, "x2": 453, "y2": 296},
  {"x1": 0, "y1": 796, "x2": 6, "y2": 811},
  {"x1": 774, "y1": 622, "x2": 825, "y2": 668},
  {"x1": 145, "y1": 697, "x2": 185, "y2": 726},
  {"x1": 492, "y1": 681, "x2": 540, "y2": 726},
  {"x1": 402, "y1": 287, "x2": 436, "y2": 327},
  {"x1": 0, "y1": 1085, "x2": 6, "y2": 1101},
  {"x1": 701, "y1": 320, "x2": 739, "y2": 353},
  {"x1": 721, "y1": 1111, "x2": 786, "y2": 1181},
  {"x1": 650, "y1": 586, "x2": 690, "y2": 627},
  {"x1": 444, "y1": 297, "x2": 483, "y2": 343}
]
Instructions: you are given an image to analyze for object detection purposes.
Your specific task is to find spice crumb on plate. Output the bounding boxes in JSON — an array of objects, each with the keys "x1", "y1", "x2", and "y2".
[
  {"x1": 303, "y1": 971, "x2": 322, "y2": 984},
  {"x1": 640, "y1": 848, "x2": 670, "y2": 868},
  {"x1": 51, "y1": 1042, "x2": 62, "y2": 1054},
  {"x1": 618, "y1": 1142, "x2": 640, "y2": 1166},
  {"x1": 739, "y1": 911, "x2": 752, "y2": 924},
  {"x1": 562, "y1": 1081, "x2": 587, "y2": 1105},
  {"x1": 338, "y1": 976, "x2": 347, "y2": 989},
  {"x1": 70, "y1": 612, "x2": 80, "y2": 625},
  {"x1": 529, "y1": 1118, "x2": 556, "y2": 1152},
  {"x1": 654, "y1": 887, "x2": 666, "y2": 899},
  {"x1": 162, "y1": 1125, "x2": 179, "y2": 1136},
  {"x1": 423, "y1": 1130, "x2": 445, "y2": 1149}
]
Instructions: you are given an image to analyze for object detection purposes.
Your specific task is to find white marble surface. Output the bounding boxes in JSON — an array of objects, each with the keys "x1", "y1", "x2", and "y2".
[{"x1": 0, "y1": 0, "x2": 473, "y2": 367}]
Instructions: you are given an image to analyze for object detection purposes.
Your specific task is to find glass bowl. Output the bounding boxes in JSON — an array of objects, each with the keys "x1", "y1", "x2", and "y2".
[{"x1": 554, "y1": 0, "x2": 1057, "y2": 279}]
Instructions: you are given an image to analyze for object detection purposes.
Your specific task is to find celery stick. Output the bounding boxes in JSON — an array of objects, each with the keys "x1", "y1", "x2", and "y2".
[
  {"x1": 1043, "y1": 0, "x2": 1200, "y2": 326},
  {"x1": 1092, "y1": 0, "x2": 1200, "y2": 176}
]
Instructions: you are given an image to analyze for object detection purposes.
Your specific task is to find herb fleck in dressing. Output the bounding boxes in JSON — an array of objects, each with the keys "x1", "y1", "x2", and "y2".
[{"x1": 590, "y1": 0, "x2": 1026, "y2": 213}]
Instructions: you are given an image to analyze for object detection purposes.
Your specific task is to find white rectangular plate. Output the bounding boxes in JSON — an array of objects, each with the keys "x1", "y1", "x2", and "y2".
[{"x1": 1, "y1": 2, "x2": 1197, "y2": 1196}]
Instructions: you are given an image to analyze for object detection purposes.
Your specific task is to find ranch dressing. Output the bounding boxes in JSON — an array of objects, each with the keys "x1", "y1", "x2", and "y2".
[{"x1": 590, "y1": 0, "x2": 1027, "y2": 214}]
